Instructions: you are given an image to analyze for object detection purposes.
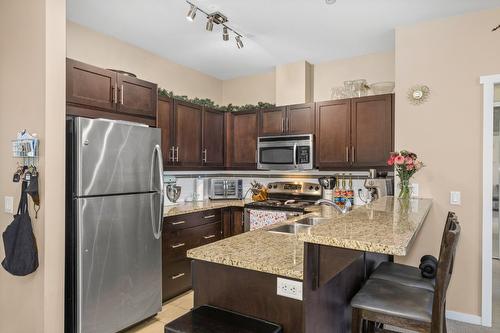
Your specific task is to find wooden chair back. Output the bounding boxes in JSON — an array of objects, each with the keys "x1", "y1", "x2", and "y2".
[{"x1": 431, "y1": 213, "x2": 461, "y2": 332}]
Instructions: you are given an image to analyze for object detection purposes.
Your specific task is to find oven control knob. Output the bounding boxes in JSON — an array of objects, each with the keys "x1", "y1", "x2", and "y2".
[
  {"x1": 309, "y1": 186, "x2": 314, "y2": 190},
  {"x1": 315, "y1": 186, "x2": 320, "y2": 191}
]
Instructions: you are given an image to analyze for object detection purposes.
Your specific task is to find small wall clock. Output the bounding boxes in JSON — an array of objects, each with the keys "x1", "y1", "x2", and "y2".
[{"x1": 407, "y1": 85, "x2": 430, "y2": 105}]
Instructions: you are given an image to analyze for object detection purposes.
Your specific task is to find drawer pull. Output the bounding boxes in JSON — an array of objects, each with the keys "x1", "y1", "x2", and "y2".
[
  {"x1": 203, "y1": 214, "x2": 216, "y2": 219},
  {"x1": 171, "y1": 273, "x2": 185, "y2": 280},
  {"x1": 171, "y1": 220, "x2": 186, "y2": 226},
  {"x1": 171, "y1": 243, "x2": 185, "y2": 249},
  {"x1": 203, "y1": 234, "x2": 216, "y2": 240}
]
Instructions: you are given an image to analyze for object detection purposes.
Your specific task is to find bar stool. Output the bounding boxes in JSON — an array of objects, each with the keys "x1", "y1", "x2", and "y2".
[
  {"x1": 369, "y1": 212, "x2": 456, "y2": 292},
  {"x1": 164, "y1": 305, "x2": 283, "y2": 333},
  {"x1": 351, "y1": 217, "x2": 460, "y2": 333}
]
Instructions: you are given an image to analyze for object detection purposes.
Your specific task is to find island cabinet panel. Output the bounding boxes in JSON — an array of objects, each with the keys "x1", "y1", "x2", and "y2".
[
  {"x1": 157, "y1": 96, "x2": 173, "y2": 165},
  {"x1": 315, "y1": 99, "x2": 352, "y2": 169},
  {"x1": 227, "y1": 110, "x2": 259, "y2": 169},
  {"x1": 202, "y1": 108, "x2": 225, "y2": 167},
  {"x1": 162, "y1": 209, "x2": 222, "y2": 302},
  {"x1": 286, "y1": 103, "x2": 315, "y2": 135},
  {"x1": 66, "y1": 58, "x2": 116, "y2": 112},
  {"x1": 259, "y1": 107, "x2": 287, "y2": 136},
  {"x1": 116, "y1": 74, "x2": 158, "y2": 118},
  {"x1": 174, "y1": 100, "x2": 203, "y2": 167},
  {"x1": 351, "y1": 94, "x2": 394, "y2": 167},
  {"x1": 222, "y1": 207, "x2": 245, "y2": 238}
]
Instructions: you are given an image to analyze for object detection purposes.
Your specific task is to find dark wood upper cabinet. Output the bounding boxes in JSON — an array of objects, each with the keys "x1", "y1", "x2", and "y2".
[
  {"x1": 287, "y1": 103, "x2": 315, "y2": 135},
  {"x1": 174, "y1": 100, "x2": 203, "y2": 167},
  {"x1": 351, "y1": 94, "x2": 393, "y2": 167},
  {"x1": 259, "y1": 107, "x2": 286, "y2": 136},
  {"x1": 116, "y1": 74, "x2": 157, "y2": 118},
  {"x1": 315, "y1": 99, "x2": 352, "y2": 169},
  {"x1": 202, "y1": 108, "x2": 225, "y2": 167},
  {"x1": 227, "y1": 110, "x2": 259, "y2": 169},
  {"x1": 259, "y1": 103, "x2": 314, "y2": 136},
  {"x1": 157, "y1": 96, "x2": 173, "y2": 164},
  {"x1": 67, "y1": 58, "x2": 116, "y2": 111}
]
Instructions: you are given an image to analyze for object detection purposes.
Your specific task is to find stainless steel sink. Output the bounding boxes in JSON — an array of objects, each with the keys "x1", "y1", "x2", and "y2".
[
  {"x1": 294, "y1": 216, "x2": 331, "y2": 226},
  {"x1": 268, "y1": 223, "x2": 311, "y2": 235}
]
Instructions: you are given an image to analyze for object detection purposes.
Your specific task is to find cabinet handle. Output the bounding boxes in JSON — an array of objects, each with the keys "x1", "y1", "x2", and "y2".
[
  {"x1": 203, "y1": 234, "x2": 216, "y2": 239},
  {"x1": 281, "y1": 118, "x2": 285, "y2": 133},
  {"x1": 345, "y1": 146, "x2": 349, "y2": 162},
  {"x1": 171, "y1": 243, "x2": 185, "y2": 249},
  {"x1": 171, "y1": 273, "x2": 185, "y2": 280},
  {"x1": 119, "y1": 84, "x2": 124, "y2": 104},
  {"x1": 204, "y1": 214, "x2": 216, "y2": 219},
  {"x1": 176, "y1": 146, "x2": 179, "y2": 162},
  {"x1": 170, "y1": 146, "x2": 175, "y2": 162},
  {"x1": 112, "y1": 84, "x2": 117, "y2": 104},
  {"x1": 202, "y1": 148, "x2": 207, "y2": 163},
  {"x1": 351, "y1": 146, "x2": 355, "y2": 163},
  {"x1": 171, "y1": 220, "x2": 186, "y2": 226},
  {"x1": 286, "y1": 117, "x2": 290, "y2": 132}
]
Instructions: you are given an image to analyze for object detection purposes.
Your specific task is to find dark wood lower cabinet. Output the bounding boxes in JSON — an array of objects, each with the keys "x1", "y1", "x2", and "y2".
[{"x1": 222, "y1": 207, "x2": 244, "y2": 238}]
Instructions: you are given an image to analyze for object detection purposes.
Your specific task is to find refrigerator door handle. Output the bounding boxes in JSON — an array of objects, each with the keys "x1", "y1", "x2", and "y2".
[{"x1": 151, "y1": 144, "x2": 164, "y2": 239}]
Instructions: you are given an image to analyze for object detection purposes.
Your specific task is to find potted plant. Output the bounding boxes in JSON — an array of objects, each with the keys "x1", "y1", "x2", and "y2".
[{"x1": 387, "y1": 150, "x2": 424, "y2": 200}]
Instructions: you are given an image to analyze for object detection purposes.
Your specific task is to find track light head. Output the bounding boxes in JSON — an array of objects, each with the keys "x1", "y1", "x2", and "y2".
[
  {"x1": 206, "y1": 16, "x2": 214, "y2": 31},
  {"x1": 222, "y1": 27, "x2": 229, "y2": 41},
  {"x1": 236, "y1": 36, "x2": 244, "y2": 49},
  {"x1": 186, "y1": 4, "x2": 197, "y2": 21}
]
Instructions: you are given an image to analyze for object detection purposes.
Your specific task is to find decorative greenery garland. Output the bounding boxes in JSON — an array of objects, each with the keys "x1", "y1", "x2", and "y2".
[{"x1": 158, "y1": 88, "x2": 275, "y2": 112}]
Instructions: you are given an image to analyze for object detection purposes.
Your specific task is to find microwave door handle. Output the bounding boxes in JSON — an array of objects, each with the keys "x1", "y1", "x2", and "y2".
[
  {"x1": 293, "y1": 143, "x2": 298, "y2": 167},
  {"x1": 223, "y1": 180, "x2": 227, "y2": 198}
]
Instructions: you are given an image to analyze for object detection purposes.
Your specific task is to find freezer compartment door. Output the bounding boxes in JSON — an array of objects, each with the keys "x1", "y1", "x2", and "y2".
[
  {"x1": 77, "y1": 193, "x2": 162, "y2": 333},
  {"x1": 75, "y1": 117, "x2": 162, "y2": 196}
]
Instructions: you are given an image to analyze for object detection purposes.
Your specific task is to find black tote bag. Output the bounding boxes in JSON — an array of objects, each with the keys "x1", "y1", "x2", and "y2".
[{"x1": 2, "y1": 181, "x2": 39, "y2": 276}]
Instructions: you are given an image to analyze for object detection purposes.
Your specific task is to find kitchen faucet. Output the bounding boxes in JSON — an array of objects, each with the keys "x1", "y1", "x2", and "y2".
[{"x1": 314, "y1": 198, "x2": 352, "y2": 214}]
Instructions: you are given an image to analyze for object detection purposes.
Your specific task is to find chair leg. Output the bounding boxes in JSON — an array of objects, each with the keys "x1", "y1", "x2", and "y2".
[{"x1": 352, "y1": 307, "x2": 363, "y2": 333}]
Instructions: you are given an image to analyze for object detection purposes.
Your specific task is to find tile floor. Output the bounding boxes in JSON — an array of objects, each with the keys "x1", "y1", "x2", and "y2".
[{"x1": 127, "y1": 261, "x2": 500, "y2": 333}]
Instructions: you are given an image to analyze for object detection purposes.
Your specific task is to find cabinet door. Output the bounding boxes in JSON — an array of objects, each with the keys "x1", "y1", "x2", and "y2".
[
  {"x1": 202, "y1": 108, "x2": 225, "y2": 167},
  {"x1": 231, "y1": 208, "x2": 245, "y2": 236},
  {"x1": 286, "y1": 103, "x2": 315, "y2": 135},
  {"x1": 351, "y1": 94, "x2": 393, "y2": 167},
  {"x1": 157, "y1": 97, "x2": 173, "y2": 165},
  {"x1": 174, "y1": 100, "x2": 203, "y2": 167},
  {"x1": 228, "y1": 110, "x2": 259, "y2": 169},
  {"x1": 315, "y1": 99, "x2": 351, "y2": 169},
  {"x1": 116, "y1": 74, "x2": 157, "y2": 118},
  {"x1": 66, "y1": 58, "x2": 116, "y2": 111},
  {"x1": 259, "y1": 107, "x2": 286, "y2": 136}
]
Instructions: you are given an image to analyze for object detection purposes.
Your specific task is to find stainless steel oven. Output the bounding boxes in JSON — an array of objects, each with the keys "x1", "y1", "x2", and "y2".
[
  {"x1": 257, "y1": 134, "x2": 314, "y2": 170},
  {"x1": 208, "y1": 178, "x2": 243, "y2": 200}
]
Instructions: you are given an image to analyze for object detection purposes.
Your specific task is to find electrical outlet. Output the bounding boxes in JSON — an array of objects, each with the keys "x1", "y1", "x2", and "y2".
[
  {"x1": 277, "y1": 277, "x2": 302, "y2": 301},
  {"x1": 411, "y1": 183, "x2": 419, "y2": 197},
  {"x1": 4, "y1": 196, "x2": 13, "y2": 214}
]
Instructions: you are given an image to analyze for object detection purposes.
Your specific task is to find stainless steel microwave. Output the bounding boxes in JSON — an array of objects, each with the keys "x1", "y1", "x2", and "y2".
[
  {"x1": 208, "y1": 178, "x2": 244, "y2": 200},
  {"x1": 257, "y1": 134, "x2": 314, "y2": 170}
]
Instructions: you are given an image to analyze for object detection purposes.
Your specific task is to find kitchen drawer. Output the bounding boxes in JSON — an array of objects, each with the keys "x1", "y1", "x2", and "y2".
[
  {"x1": 164, "y1": 209, "x2": 221, "y2": 231},
  {"x1": 163, "y1": 259, "x2": 192, "y2": 301},
  {"x1": 164, "y1": 222, "x2": 222, "y2": 262}
]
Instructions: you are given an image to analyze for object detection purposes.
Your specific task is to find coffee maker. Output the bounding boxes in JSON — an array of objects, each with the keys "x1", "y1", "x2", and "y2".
[{"x1": 360, "y1": 169, "x2": 394, "y2": 203}]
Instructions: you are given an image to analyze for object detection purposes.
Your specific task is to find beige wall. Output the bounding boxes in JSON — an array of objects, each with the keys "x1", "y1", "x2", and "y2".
[
  {"x1": 275, "y1": 60, "x2": 314, "y2": 106},
  {"x1": 222, "y1": 71, "x2": 276, "y2": 105},
  {"x1": 0, "y1": 1, "x2": 66, "y2": 333},
  {"x1": 314, "y1": 51, "x2": 395, "y2": 102},
  {"x1": 67, "y1": 21, "x2": 223, "y2": 104},
  {"x1": 394, "y1": 8, "x2": 500, "y2": 317}
]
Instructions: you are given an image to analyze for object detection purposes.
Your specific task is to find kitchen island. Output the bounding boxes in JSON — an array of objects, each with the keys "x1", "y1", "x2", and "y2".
[{"x1": 187, "y1": 197, "x2": 432, "y2": 332}]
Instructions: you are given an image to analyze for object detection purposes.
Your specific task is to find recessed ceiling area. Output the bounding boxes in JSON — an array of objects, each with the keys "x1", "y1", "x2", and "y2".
[{"x1": 67, "y1": 0, "x2": 500, "y2": 80}]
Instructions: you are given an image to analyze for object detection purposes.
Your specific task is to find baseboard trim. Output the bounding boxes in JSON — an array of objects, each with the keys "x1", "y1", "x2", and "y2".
[{"x1": 446, "y1": 310, "x2": 483, "y2": 326}]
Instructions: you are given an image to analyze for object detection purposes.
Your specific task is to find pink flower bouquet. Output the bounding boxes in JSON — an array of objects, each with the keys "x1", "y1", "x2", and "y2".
[{"x1": 387, "y1": 150, "x2": 424, "y2": 199}]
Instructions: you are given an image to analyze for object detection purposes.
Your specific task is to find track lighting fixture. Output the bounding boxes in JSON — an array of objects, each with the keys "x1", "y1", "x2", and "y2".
[
  {"x1": 235, "y1": 35, "x2": 244, "y2": 49},
  {"x1": 206, "y1": 16, "x2": 214, "y2": 31},
  {"x1": 186, "y1": 3, "x2": 197, "y2": 21},
  {"x1": 185, "y1": 1, "x2": 244, "y2": 49}
]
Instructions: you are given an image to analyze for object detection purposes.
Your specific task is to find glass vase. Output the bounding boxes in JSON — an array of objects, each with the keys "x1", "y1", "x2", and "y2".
[{"x1": 399, "y1": 179, "x2": 411, "y2": 200}]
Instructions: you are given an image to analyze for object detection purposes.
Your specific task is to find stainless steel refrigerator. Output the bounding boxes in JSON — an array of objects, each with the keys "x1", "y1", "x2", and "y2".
[{"x1": 65, "y1": 117, "x2": 164, "y2": 333}]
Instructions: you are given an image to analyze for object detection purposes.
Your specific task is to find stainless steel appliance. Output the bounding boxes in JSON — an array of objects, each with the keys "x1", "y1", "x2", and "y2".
[
  {"x1": 363, "y1": 178, "x2": 394, "y2": 202},
  {"x1": 257, "y1": 134, "x2": 314, "y2": 170},
  {"x1": 208, "y1": 178, "x2": 243, "y2": 200},
  {"x1": 65, "y1": 117, "x2": 164, "y2": 333},
  {"x1": 244, "y1": 181, "x2": 322, "y2": 231}
]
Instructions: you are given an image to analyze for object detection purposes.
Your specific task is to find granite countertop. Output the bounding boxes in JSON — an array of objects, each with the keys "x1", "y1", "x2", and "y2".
[
  {"x1": 163, "y1": 199, "x2": 251, "y2": 217},
  {"x1": 187, "y1": 196, "x2": 432, "y2": 280}
]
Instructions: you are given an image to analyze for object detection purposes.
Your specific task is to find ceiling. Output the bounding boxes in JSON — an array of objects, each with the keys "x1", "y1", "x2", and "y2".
[{"x1": 67, "y1": 0, "x2": 500, "y2": 80}]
